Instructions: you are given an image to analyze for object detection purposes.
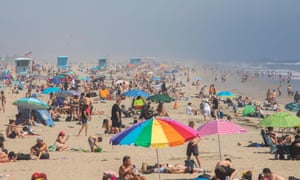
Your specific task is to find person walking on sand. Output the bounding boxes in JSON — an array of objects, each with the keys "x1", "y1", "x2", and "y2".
[
  {"x1": 186, "y1": 121, "x2": 202, "y2": 168},
  {"x1": 111, "y1": 99, "x2": 122, "y2": 134},
  {"x1": 77, "y1": 104, "x2": 90, "y2": 136},
  {"x1": 0, "y1": 91, "x2": 6, "y2": 112}
]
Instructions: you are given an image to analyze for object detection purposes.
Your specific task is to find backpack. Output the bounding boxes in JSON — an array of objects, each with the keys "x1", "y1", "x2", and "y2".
[{"x1": 200, "y1": 103, "x2": 204, "y2": 110}]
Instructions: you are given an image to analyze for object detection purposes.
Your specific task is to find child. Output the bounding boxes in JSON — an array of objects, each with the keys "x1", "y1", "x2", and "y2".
[{"x1": 88, "y1": 135, "x2": 103, "y2": 152}]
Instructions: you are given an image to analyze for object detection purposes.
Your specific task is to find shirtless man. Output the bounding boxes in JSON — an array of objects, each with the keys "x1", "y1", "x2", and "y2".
[
  {"x1": 85, "y1": 93, "x2": 93, "y2": 118},
  {"x1": 30, "y1": 137, "x2": 49, "y2": 160},
  {"x1": 214, "y1": 158, "x2": 237, "y2": 180},
  {"x1": 262, "y1": 168, "x2": 286, "y2": 180}
]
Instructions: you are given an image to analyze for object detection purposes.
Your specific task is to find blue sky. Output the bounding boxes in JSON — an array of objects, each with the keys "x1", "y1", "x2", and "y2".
[{"x1": 1, "y1": 0, "x2": 300, "y2": 62}]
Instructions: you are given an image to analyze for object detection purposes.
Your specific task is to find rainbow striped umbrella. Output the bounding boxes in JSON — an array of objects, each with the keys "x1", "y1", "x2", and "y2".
[
  {"x1": 111, "y1": 117, "x2": 198, "y2": 179},
  {"x1": 111, "y1": 117, "x2": 198, "y2": 148}
]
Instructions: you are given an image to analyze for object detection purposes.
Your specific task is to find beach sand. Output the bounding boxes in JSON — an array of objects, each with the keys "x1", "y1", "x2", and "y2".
[{"x1": 0, "y1": 64, "x2": 299, "y2": 180}]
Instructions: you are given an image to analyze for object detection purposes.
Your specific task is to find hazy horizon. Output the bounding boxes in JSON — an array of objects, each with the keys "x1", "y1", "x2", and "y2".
[{"x1": 1, "y1": 1, "x2": 300, "y2": 63}]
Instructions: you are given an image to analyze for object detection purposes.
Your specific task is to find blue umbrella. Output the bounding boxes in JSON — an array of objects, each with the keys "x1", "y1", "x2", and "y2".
[
  {"x1": 216, "y1": 91, "x2": 235, "y2": 97},
  {"x1": 51, "y1": 77, "x2": 61, "y2": 84},
  {"x1": 193, "y1": 76, "x2": 201, "y2": 81},
  {"x1": 56, "y1": 90, "x2": 80, "y2": 97},
  {"x1": 42, "y1": 87, "x2": 61, "y2": 94},
  {"x1": 152, "y1": 76, "x2": 161, "y2": 81},
  {"x1": 122, "y1": 89, "x2": 150, "y2": 97},
  {"x1": 171, "y1": 69, "x2": 178, "y2": 73}
]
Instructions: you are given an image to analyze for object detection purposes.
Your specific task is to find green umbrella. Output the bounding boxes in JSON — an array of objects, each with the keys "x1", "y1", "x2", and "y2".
[
  {"x1": 147, "y1": 93, "x2": 173, "y2": 103},
  {"x1": 242, "y1": 105, "x2": 256, "y2": 117},
  {"x1": 259, "y1": 112, "x2": 300, "y2": 128}
]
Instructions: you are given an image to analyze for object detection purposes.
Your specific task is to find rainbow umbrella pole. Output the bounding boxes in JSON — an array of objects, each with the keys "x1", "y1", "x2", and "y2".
[{"x1": 111, "y1": 117, "x2": 198, "y2": 179}]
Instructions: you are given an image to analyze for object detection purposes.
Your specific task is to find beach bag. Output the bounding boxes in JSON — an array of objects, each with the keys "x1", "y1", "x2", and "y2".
[
  {"x1": 40, "y1": 152, "x2": 50, "y2": 159},
  {"x1": 48, "y1": 144, "x2": 57, "y2": 152},
  {"x1": 185, "y1": 159, "x2": 197, "y2": 169},
  {"x1": 17, "y1": 153, "x2": 31, "y2": 160},
  {"x1": 199, "y1": 103, "x2": 204, "y2": 110}
]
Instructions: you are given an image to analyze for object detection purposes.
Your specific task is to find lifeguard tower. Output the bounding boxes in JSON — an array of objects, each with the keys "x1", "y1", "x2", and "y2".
[
  {"x1": 98, "y1": 57, "x2": 107, "y2": 70},
  {"x1": 14, "y1": 57, "x2": 32, "y2": 77},
  {"x1": 57, "y1": 56, "x2": 71, "y2": 72},
  {"x1": 130, "y1": 57, "x2": 142, "y2": 65}
]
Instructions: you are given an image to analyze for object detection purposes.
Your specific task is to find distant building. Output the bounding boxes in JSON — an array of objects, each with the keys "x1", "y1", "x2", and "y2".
[{"x1": 14, "y1": 57, "x2": 32, "y2": 76}]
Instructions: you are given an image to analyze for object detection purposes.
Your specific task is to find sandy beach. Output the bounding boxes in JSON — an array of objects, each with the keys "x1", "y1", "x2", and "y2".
[{"x1": 0, "y1": 63, "x2": 299, "y2": 180}]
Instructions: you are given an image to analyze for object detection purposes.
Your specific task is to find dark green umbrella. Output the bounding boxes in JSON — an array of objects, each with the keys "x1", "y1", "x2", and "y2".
[
  {"x1": 147, "y1": 94, "x2": 173, "y2": 103},
  {"x1": 259, "y1": 112, "x2": 300, "y2": 128},
  {"x1": 285, "y1": 102, "x2": 300, "y2": 112},
  {"x1": 242, "y1": 105, "x2": 256, "y2": 117}
]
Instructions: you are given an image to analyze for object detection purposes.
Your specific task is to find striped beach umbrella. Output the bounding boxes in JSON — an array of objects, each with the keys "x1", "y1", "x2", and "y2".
[
  {"x1": 111, "y1": 117, "x2": 198, "y2": 148},
  {"x1": 111, "y1": 117, "x2": 198, "y2": 179}
]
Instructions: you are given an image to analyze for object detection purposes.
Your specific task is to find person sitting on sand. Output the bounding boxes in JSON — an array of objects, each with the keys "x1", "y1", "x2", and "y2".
[
  {"x1": 0, "y1": 150, "x2": 10, "y2": 163},
  {"x1": 6, "y1": 119, "x2": 24, "y2": 139},
  {"x1": 262, "y1": 168, "x2": 286, "y2": 180},
  {"x1": 119, "y1": 155, "x2": 146, "y2": 180},
  {"x1": 55, "y1": 130, "x2": 69, "y2": 151},
  {"x1": 88, "y1": 135, "x2": 102, "y2": 152},
  {"x1": 0, "y1": 135, "x2": 10, "y2": 163},
  {"x1": 290, "y1": 135, "x2": 300, "y2": 160},
  {"x1": 30, "y1": 137, "x2": 49, "y2": 160},
  {"x1": 186, "y1": 102, "x2": 194, "y2": 115},
  {"x1": 266, "y1": 127, "x2": 292, "y2": 145},
  {"x1": 213, "y1": 158, "x2": 237, "y2": 180}
]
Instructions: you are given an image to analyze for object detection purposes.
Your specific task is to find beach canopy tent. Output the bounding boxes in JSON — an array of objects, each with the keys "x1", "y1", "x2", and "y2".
[
  {"x1": 17, "y1": 107, "x2": 54, "y2": 127},
  {"x1": 14, "y1": 57, "x2": 32, "y2": 76}
]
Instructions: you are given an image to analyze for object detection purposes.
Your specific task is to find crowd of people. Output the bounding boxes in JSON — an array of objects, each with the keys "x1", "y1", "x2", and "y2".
[{"x1": 0, "y1": 62, "x2": 299, "y2": 180}]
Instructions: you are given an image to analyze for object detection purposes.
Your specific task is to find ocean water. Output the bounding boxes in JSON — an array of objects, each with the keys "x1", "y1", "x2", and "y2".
[{"x1": 241, "y1": 59, "x2": 300, "y2": 91}]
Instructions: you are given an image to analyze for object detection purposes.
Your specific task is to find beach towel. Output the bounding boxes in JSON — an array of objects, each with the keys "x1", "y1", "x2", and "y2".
[{"x1": 247, "y1": 143, "x2": 264, "y2": 147}]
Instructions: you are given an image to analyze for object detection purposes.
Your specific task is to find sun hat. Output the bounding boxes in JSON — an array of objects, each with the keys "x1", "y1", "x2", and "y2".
[
  {"x1": 36, "y1": 136, "x2": 43, "y2": 141},
  {"x1": 59, "y1": 130, "x2": 65, "y2": 136}
]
